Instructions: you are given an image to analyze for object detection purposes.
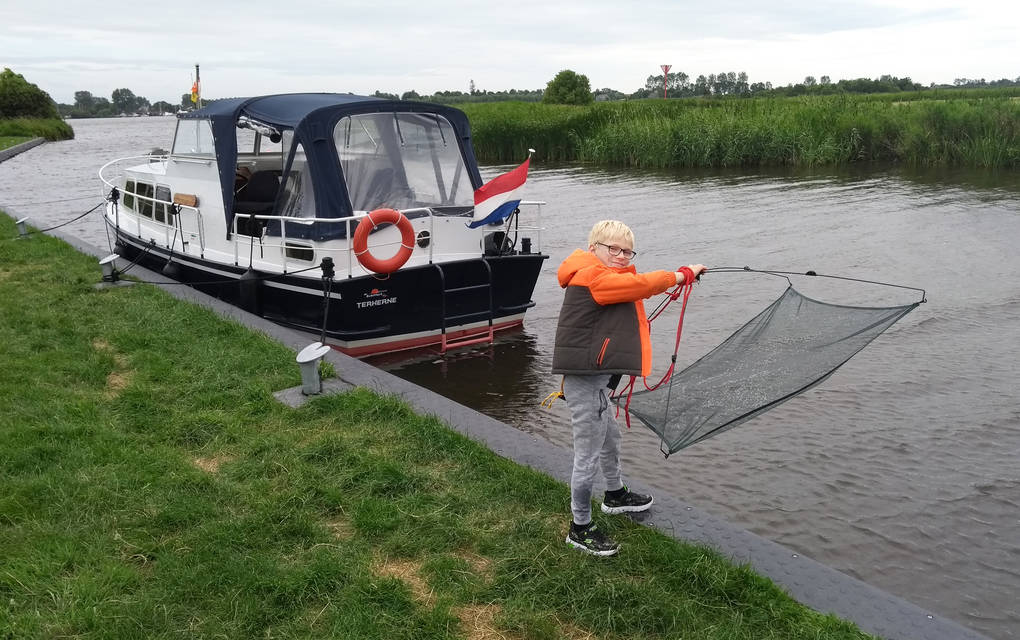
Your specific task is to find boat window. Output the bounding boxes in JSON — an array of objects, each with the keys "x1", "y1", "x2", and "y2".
[
  {"x1": 236, "y1": 127, "x2": 256, "y2": 154},
  {"x1": 123, "y1": 180, "x2": 136, "y2": 210},
  {"x1": 136, "y1": 183, "x2": 155, "y2": 218},
  {"x1": 284, "y1": 242, "x2": 314, "y2": 262},
  {"x1": 154, "y1": 185, "x2": 172, "y2": 223},
  {"x1": 334, "y1": 112, "x2": 472, "y2": 212},
  {"x1": 236, "y1": 126, "x2": 283, "y2": 157},
  {"x1": 277, "y1": 143, "x2": 316, "y2": 219},
  {"x1": 171, "y1": 119, "x2": 215, "y2": 156},
  {"x1": 259, "y1": 135, "x2": 283, "y2": 156}
]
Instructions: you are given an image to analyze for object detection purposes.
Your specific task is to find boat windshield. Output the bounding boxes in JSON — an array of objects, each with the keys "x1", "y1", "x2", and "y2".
[
  {"x1": 171, "y1": 119, "x2": 215, "y2": 157},
  {"x1": 334, "y1": 112, "x2": 472, "y2": 213}
]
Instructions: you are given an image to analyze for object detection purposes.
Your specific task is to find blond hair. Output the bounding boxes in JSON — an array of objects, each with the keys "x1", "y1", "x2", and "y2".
[{"x1": 588, "y1": 220, "x2": 634, "y2": 250}]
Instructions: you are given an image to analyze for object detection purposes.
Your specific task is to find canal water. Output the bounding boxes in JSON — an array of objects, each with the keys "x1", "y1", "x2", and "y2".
[{"x1": 2, "y1": 117, "x2": 1018, "y2": 639}]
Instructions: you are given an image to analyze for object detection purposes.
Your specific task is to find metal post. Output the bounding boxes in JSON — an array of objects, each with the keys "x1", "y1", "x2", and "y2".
[
  {"x1": 94, "y1": 254, "x2": 134, "y2": 289},
  {"x1": 661, "y1": 64, "x2": 671, "y2": 99},
  {"x1": 347, "y1": 218, "x2": 354, "y2": 277},
  {"x1": 279, "y1": 216, "x2": 288, "y2": 273},
  {"x1": 296, "y1": 342, "x2": 332, "y2": 395},
  {"x1": 99, "y1": 254, "x2": 120, "y2": 281}
]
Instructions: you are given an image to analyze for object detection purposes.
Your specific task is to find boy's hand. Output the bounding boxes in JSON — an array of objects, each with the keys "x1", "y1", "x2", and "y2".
[{"x1": 675, "y1": 264, "x2": 707, "y2": 285}]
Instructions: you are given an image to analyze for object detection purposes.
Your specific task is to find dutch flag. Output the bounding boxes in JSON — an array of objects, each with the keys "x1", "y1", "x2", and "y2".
[{"x1": 467, "y1": 152, "x2": 532, "y2": 229}]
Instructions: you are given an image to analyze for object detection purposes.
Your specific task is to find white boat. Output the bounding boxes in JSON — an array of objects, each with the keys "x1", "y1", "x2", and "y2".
[{"x1": 99, "y1": 93, "x2": 547, "y2": 357}]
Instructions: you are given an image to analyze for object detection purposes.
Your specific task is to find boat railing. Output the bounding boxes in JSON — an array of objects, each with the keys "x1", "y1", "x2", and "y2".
[
  {"x1": 99, "y1": 155, "x2": 208, "y2": 257},
  {"x1": 515, "y1": 200, "x2": 545, "y2": 253},
  {"x1": 230, "y1": 208, "x2": 430, "y2": 276},
  {"x1": 98, "y1": 154, "x2": 170, "y2": 190},
  {"x1": 230, "y1": 201, "x2": 546, "y2": 276}
]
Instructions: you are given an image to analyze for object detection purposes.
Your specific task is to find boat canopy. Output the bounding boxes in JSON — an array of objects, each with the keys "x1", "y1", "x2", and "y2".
[{"x1": 178, "y1": 94, "x2": 484, "y2": 239}]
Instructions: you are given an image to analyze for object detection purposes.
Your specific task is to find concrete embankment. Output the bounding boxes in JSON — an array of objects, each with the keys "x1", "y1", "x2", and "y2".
[
  {"x1": 0, "y1": 137, "x2": 45, "y2": 163},
  {"x1": 39, "y1": 224, "x2": 992, "y2": 640}
]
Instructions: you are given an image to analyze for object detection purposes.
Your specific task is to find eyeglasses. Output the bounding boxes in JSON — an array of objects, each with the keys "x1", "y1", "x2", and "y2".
[{"x1": 596, "y1": 242, "x2": 637, "y2": 259}]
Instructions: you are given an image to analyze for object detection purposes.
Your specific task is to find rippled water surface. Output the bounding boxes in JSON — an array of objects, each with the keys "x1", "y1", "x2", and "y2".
[{"x1": 2, "y1": 118, "x2": 1018, "y2": 639}]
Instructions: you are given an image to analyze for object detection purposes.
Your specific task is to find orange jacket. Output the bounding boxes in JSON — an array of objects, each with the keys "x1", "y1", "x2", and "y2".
[{"x1": 552, "y1": 249, "x2": 676, "y2": 377}]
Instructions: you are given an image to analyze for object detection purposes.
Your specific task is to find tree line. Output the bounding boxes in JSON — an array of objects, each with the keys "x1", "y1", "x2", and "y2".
[
  {"x1": 57, "y1": 89, "x2": 180, "y2": 118},
  {"x1": 370, "y1": 88, "x2": 544, "y2": 104},
  {"x1": 612, "y1": 71, "x2": 1020, "y2": 100},
  {"x1": 380, "y1": 70, "x2": 1020, "y2": 106},
  {"x1": 71, "y1": 71, "x2": 1020, "y2": 115},
  {"x1": 5, "y1": 65, "x2": 1018, "y2": 122}
]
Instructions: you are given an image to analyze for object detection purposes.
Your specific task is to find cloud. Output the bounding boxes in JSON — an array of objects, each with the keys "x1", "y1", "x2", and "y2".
[{"x1": 1, "y1": 0, "x2": 1015, "y2": 103}]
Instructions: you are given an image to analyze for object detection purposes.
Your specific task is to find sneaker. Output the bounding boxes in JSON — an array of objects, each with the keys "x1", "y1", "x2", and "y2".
[
  {"x1": 601, "y1": 487, "x2": 653, "y2": 514},
  {"x1": 565, "y1": 522, "x2": 619, "y2": 557}
]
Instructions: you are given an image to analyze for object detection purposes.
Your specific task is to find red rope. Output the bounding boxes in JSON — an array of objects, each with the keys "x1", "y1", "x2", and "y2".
[{"x1": 614, "y1": 272, "x2": 695, "y2": 428}]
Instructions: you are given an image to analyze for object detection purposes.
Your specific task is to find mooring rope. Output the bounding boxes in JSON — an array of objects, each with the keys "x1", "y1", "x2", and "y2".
[
  {"x1": 4, "y1": 194, "x2": 102, "y2": 207},
  {"x1": 16, "y1": 201, "x2": 105, "y2": 236},
  {"x1": 319, "y1": 258, "x2": 336, "y2": 344}
]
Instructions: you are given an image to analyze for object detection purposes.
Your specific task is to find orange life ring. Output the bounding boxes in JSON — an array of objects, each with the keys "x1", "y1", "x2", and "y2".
[{"x1": 353, "y1": 208, "x2": 415, "y2": 274}]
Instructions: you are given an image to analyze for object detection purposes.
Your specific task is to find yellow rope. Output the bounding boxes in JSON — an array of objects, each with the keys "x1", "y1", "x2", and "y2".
[{"x1": 540, "y1": 378, "x2": 565, "y2": 409}]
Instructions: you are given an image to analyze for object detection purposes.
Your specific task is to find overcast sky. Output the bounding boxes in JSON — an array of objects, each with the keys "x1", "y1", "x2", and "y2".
[{"x1": 2, "y1": 0, "x2": 1017, "y2": 104}]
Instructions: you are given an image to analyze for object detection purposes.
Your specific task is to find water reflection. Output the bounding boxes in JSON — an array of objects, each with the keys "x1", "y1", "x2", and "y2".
[{"x1": 368, "y1": 330, "x2": 572, "y2": 445}]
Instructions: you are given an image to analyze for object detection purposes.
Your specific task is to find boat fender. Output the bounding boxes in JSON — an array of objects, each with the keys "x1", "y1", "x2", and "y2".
[
  {"x1": 238, "y1": 267, "x2": 264, "y2": 314},
  {"x1": 353, "y1": 208, "x2": 415, "y2": 274},
  {"x1": 162, "y1": 260, "x2": 184, "y2": 281}
]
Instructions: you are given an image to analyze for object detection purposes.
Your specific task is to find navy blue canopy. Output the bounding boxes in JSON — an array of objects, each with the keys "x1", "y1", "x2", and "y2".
[{"x1": 179, "y1": 94, "x2": 484, "y2": 238}]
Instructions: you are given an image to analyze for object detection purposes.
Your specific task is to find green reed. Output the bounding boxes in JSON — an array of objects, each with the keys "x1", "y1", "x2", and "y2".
[{"x1": 463, "y1": 93, "x2": 1020, "y2": 168}]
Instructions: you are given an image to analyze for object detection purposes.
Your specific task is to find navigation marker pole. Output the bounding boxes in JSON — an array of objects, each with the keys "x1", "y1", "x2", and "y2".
[{"x1": 661, "y1": 64, "x2": 671, "y2": 99}]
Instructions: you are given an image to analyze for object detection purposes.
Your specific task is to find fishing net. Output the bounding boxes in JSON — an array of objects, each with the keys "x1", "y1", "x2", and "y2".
[{"x1": 621, "y1": 285, "x2": 921, "y2": 455}]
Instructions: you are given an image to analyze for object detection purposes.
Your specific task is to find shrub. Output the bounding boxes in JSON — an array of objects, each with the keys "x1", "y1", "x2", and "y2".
[
  {"x1": 543, "y1": 70, "x2": 594, "y2": 106},
  {"x1": 0, "y1": 68, "x2": 60, "y2": 119}
]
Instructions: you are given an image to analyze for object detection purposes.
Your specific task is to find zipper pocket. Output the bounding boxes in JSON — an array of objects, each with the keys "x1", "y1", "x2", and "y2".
[{"x1": 596, "y1": 338, "x2": 610, "y2": 366}]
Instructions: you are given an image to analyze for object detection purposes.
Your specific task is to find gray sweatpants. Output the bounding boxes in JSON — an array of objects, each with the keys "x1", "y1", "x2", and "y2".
[{"x1": 563, "y1": 374, "x2": 625, "y2": 525}]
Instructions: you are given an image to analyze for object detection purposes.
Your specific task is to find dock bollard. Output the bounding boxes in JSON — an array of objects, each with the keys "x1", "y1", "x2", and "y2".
[
  {"x1": 94, "y1": 254, "x2": 136, "y2": 290},
  {"x1": 297, "y1": 342, "x2": 332, "y2": 395},
  {"x1": 15, "y1": 217, "x2": 29, "y2": 237},
  {"x1": 99, "y1": 254, "x2": 120, "y2": 282}
]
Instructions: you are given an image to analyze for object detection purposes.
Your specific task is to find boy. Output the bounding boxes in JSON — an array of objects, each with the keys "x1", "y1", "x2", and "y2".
[{"x1": 552, "y1": 220, "x2": 706, "y2": 556}]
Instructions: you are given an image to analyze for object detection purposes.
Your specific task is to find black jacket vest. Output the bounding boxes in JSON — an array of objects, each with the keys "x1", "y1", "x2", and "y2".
[{"x1": 552, "y1": 285, "x2": 643, "y2": 376}]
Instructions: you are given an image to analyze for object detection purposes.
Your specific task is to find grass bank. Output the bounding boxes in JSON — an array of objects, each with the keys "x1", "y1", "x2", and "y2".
[
  {"x1": 0, "y1": 136, "x2": 33, "y2": 151},
  {"x1": 462, "y1": 92, "x2": 1020, "y2": 169},
  {"x1": 0, "y1": 117, "x2": 73, "y2": 142},
  {"x1": 0, "y1": 213, "x2": 874, "y2": 639}
]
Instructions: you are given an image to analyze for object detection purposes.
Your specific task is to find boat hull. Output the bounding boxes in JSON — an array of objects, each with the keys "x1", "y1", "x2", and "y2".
[{"x1": 108, "y1": 224, "x2": 547, "y2": 357}]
